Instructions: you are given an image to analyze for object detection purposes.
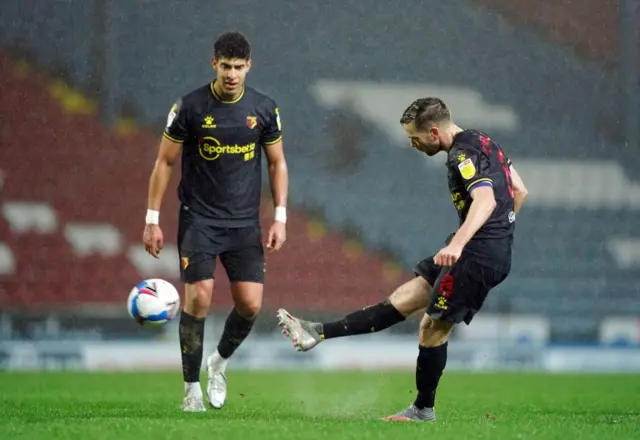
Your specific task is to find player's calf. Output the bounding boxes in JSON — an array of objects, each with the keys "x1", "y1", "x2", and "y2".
[
  {"x1": 206, "y1": 282, "x2": 262, "y2": 409},
  {"x1": 179, "y1": 280, "x2": 213, "y2": 408},
  {"x1": 414, "y1": 315, "x2": 452, "y2": 411}
]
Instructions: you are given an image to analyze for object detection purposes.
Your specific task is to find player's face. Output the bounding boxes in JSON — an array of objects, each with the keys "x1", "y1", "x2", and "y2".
[
  {"x1": 403, "y1": 122, "x2": 441, "y2": 156},
  {"x1": 212, "y1": 57, "x2": 251, "y2": 94}
]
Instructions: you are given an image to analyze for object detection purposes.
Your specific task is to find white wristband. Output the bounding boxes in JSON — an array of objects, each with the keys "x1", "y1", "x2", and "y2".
[
  {"x1": 274, "y1": 206, "x2": 287, "y2": 224},
  {"x1": 145, "y1": 209, "x2": 160, "y2": 225}
]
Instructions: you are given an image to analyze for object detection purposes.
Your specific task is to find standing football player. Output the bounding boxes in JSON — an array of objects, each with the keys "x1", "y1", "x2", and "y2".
[
  {"x1": 143, "y1": 31, "x2": 288, "y2": 412},
  {"x1": 277, "y1": 97, "x2": 527, "y2": 422}
]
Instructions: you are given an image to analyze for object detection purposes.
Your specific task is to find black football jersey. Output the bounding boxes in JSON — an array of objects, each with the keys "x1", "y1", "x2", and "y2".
[
  {"x1": 163, "y1": 82, "x2": 282, "y2": 227},
  {"x1": 446, "y1": 130, "x2": 515, "y2": 271}
]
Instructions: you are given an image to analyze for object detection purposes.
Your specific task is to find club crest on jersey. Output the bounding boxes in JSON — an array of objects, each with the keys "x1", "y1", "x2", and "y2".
[
  {"x1": 458, "y1": 158, "x2": 476, "y2": 180},
  {"x1": 202, "y1": 116, "x2": 216, "y2": 128},
  {"x1": 457, "y1": 153, "x2": 466, "y2": 163},
  {"x1": 246, "y1": 116, "x2": 257, "y2": 129}
]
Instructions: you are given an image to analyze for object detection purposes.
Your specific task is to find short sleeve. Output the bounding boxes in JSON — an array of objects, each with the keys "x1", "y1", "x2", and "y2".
[
  {"x1": 451, "y1": 148, "x2": 493, "y2": 192},
  {"x1": 261, "y1": 100, "x2": 283, "y2": 146},
  {"x1": 163, "y1": 98, "x2": 189, "y2": 143}
]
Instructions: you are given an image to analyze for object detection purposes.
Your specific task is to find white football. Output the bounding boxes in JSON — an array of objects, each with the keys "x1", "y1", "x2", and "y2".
[{"x1": 127, "y1": 278, "x2": 180, "y2": 327}]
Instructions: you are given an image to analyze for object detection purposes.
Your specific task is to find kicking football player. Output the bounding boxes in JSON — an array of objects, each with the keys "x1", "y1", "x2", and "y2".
[{"x1": 277, "y1": 97, "x2": 527, "y2": 422}]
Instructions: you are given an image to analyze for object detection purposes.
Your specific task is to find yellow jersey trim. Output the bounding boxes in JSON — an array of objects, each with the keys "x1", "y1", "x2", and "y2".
[
  {"x1": 263, "y1": 135, "x2": 283, "y2": 146},
  {"x1": 210, "y1": 81, "x2": 245, "y2": 104},
  {"x1": 163, "y1": 131, "x2": 184, "y2": 143}
]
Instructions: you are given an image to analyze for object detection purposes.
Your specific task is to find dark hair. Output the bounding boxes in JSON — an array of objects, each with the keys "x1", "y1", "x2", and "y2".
[
  {"x1": 214, "y1": 31, "x2": 251, "y2": 60},
  {"x1": 399, "y1": 97, "x2": 450, "y2": 131}
]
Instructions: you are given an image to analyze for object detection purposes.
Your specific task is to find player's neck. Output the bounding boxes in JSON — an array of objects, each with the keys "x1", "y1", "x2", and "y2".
[
  {"x1": 212, "y1": 80, "x2": 243, "y2": 102},
  {"x1": 441, "y1": 124, "x2": 464, "y2": 152}
]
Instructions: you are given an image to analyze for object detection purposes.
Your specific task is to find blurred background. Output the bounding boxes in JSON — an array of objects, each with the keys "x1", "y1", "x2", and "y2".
[{"x1": 0, "y1": 0, "x2": 639, "y2": 372}]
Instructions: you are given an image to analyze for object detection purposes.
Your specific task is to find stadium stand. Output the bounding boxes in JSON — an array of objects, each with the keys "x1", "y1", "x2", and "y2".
[
  {"x1": 2, "y1": 0, "x2": 639, "y2": 342},
  {"x1": 0, "y1": 53, "x2": 408, "y2": 312},
  {"x1": 473, "y1": 0, "x2": 619, "y2": 65}
]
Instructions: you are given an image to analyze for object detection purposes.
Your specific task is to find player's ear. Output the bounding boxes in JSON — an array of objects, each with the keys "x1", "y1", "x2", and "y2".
[
  {"x1": 430, "y1": 126, "x2": 439, "y2": 138},
  {"x1": 246, "y1": 59, "x2": 252, "y2": 71},
  {"x1": 211, "y1": 58, "x2": 218, "y2": 70}
]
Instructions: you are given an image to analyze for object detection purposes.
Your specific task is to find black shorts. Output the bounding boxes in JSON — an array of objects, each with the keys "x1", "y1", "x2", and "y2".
[
  {"x1": 414, "y1": 254, "x2": 508, "y2": 325},
  {"x1": 177, "y1": 212, "x2": 265, "y2": 284}
]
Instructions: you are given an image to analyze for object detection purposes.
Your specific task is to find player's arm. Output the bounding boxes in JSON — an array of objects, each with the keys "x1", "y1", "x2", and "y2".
[
  {"x1": 148, "y1": 136, "x2": 182, "y2": 212},
  {"x1": 143, "y1": 100, "x2": 187, "y2": 257},
  {"x1": 449, "y1": 149, "x2": 497, "y2": 249},
  {"x1": 262, "y1": 102, "x2": 288, "y2": 251},
  {"x1": 261, "y1": 103, "x2": 288, "y2": 223},
  {"x1": 508, "y1": 163, "x2": 528, "y2": 215},
  {"x1": 264, "y1": 139, "x2": 288, "y2": 212},
  {"x1": 450, "y1": 185, "x2": 496, "y2": 249}
]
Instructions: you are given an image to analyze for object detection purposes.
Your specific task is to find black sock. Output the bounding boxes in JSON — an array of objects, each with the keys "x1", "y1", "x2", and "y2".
[
  {"x1": 179, "y1": 311, "x2": 205, "y2": 383},
  {"x1": 320, "y1": 300, "x2": 405, "y2": 339},
  {"x1": 414, "y1": 342, "x2": 448, "y2": 409},
  {"x1": 217, "y1": 308, "x2": 256, "y2": 359}
]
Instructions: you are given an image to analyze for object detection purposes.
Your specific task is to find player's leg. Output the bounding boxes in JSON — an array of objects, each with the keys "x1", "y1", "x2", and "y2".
[
  {"x1": 383, "y1": 314, "x2": 453, "y2": 422},
  {"x1": 277, "y1": 254, "x2": 441, "y2": 351},
  {"x1": 206, "y1": 225, "x2": 265, "y2": 409},
  {"x1": 177, "y1": 213, "x2": 218, "y2": 412},
  {"x1": 384, "y1": 257, "x2": 507, "y2": 422},
  {"x1": 277, "y1": 264, "x2": 438, "y2": 352},
  {"x1": 178, "y1": 269, "x2": 215, "y2": 412}
]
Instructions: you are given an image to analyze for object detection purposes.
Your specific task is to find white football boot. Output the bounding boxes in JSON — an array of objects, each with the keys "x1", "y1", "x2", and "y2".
[
  {"x1": 181, "y1": 383, "x2": 206, "y2": 412},
  {"x1": 276, "y1": 308, "x2": 323, "y2": 352},
  {"x1": 206, "y1": 351, "x2": 228, "y2": 409}
]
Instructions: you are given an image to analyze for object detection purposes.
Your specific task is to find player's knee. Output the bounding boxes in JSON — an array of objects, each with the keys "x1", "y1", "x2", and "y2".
[
  {"x1": 231, "y1": 281, "x2": 263, "y2": 319},
  {"x1": 389, "y1": 277, "x2": 433, "y2": 317},
  {"x1": 419, "y1": 315, "x2": 453, "y2": 347},
  {"x1": 183, "y1": 279, "x2": 213, "y2": 318},
  {"x1": 234, "y1": 298, "x2": 262, "y2": 320}
]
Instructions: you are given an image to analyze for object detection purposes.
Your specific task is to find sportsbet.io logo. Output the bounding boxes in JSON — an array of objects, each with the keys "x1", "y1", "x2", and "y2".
[{"x1": 199, "y1": 136, "x2": 256, "y2": 161}]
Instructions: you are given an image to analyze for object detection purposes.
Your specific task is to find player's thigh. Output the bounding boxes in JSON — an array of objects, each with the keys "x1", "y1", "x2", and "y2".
[
  {"x1": 426, "y1": 256, "x2": 506, "y2": 325},
  {"x1": 183, "y1": 279, "x2": 214, "y2": 317},
  {"x1": 388, "y1": 276, "x2": 433, "y2": 317},
  {"x1": 219, "y1": 225, "x2": 265, "y2": 284},
  {"x1": 177, "y1": 212, "x2": 221, "y2": 284}
]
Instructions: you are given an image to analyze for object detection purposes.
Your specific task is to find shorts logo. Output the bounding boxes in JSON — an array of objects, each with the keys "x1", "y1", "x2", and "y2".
[
  {"x1": 434, "y1": 274, "x2": 454, "y2": 310},
  {"x1": 182, "y1": 257, "x2": 189, "y2": 270},
  {"x1": 458, "y1": 158, "x2": 476, "y2": 180},
  {"x1": 202, "y1": 116, "x2": 216, "y2": 128},
  {"x1": 246, "y1": 116, "x2": 258, "y2": 129},
  {"x1": 199, "y1": 136, "x2": 256, "y2": 161}
]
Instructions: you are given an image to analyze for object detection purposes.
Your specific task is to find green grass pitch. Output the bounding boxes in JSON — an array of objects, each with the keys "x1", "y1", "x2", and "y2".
[{"x1": 1, "y1": 371, "x2": 639, "y2": 439}]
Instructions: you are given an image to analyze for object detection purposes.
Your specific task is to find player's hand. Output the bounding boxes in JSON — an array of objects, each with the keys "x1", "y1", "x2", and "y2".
[
  {"x1": 266, "y1": 221, "x2": 286, "y2": 253},
  {"x1": 434, "y1": 243, "x2": 463, "y2": 267},
  {"x1": 143, "y1": 224, "x2": 164, "y2": 258}
]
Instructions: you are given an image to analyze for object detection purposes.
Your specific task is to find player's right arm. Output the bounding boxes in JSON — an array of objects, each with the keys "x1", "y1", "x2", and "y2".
[
  {"x1": 143, "y1": 99, "x2": 188, "y2": 258},
  {"x1": 508, "y1": 160, "x2": 528, "y2": 215}
]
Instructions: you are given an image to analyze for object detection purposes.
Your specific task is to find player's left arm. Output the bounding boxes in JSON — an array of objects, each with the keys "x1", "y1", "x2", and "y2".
[
  {"x1": 442, "y1": 149, "x2": 497, "y2": 263},
  {"x1": 450, "y1": 186, "x2": 496, "y2": 249},
  {"x1": 264, "y1": 139, "x2": 289, "y2": 215},
  {"x1": 262, "y1": 102, "x2": 288, "y2": 252}
]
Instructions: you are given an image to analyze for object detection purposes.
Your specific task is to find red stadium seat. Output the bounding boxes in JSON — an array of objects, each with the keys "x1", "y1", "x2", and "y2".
[{"x1": 0, "y1": 52, "x2": 410, "y2": 311}]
